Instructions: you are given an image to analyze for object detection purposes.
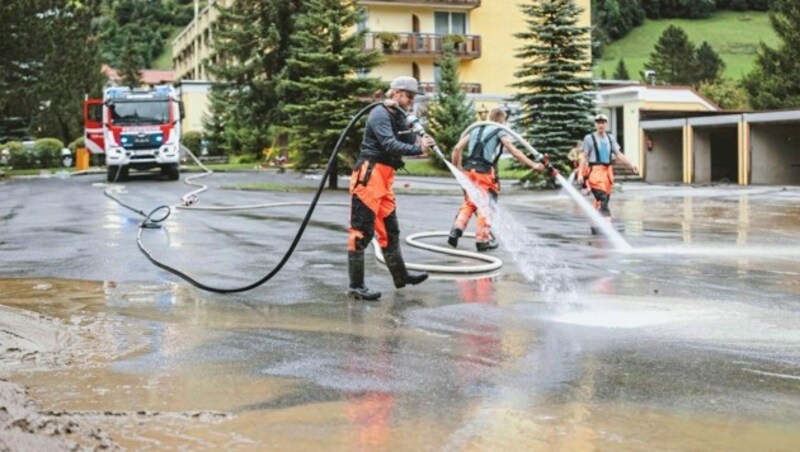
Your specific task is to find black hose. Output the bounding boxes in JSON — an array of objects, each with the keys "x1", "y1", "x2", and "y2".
[{"x1": 110, "y1": 101, "x2": 381, "y2": 294}]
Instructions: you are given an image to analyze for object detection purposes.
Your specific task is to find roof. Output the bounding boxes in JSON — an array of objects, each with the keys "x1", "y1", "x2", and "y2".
[
  {"x1": 141, "y1": 69, "x2": 175, "y2": 85},
  {"x1": 598, "y1": 83, "x2": 720, "y2": 111},
  {"x1": 100, "y1": 64, "x2": 175, "y2": 86}
]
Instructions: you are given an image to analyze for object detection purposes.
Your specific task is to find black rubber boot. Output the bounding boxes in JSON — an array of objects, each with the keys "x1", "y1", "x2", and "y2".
[
  {"x1": 447, "y1": 227, "x2": 463, "y2": 248},
  {"x1": 383, "y1": 246, "x2": 429, "y2": 289},
  {"x1": 347, "y1": 251, "x2": 381, "y2": 301},
  {"x1": 476, "y1": 240, "x2": 499, "y2": 252}
]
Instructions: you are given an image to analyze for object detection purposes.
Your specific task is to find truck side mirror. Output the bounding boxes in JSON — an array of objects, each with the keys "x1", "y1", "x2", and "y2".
[{"x1": 179, "y1": 101, "x2": 185, "y2": 120}]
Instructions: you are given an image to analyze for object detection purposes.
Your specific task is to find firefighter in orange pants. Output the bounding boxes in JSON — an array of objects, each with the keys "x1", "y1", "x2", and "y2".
[
  {"x1": 347, "y1": 76, "x2": 435, "y2": 301},
  {"x1": 448, "y1": 107, "x2": 546, "y2": 251},
  {"x1": 577, "y1": 114, "x2": 637, "y2": 226}
]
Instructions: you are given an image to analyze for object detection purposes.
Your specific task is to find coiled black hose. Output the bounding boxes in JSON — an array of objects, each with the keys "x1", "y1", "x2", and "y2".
[{"x1": 108, "y1": 102, "x2": 381, "y2": 294}]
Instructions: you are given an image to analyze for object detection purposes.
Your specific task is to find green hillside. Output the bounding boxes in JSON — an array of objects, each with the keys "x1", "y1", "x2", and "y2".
[
  {"x1": 152, "y1": 27, "x2": 183, "y2": 70},
  {"x1": 596, "y1": 11, "x2": 779, "y2": 81}
]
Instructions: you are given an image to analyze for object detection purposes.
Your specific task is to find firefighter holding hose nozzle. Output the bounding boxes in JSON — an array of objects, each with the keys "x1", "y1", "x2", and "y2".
[
  {"x1": 347, "y1": 76, "x2": 435, "y2": 301},
  {"x1": 448, "y1": 107, "x2": 548, "y2": 252}
]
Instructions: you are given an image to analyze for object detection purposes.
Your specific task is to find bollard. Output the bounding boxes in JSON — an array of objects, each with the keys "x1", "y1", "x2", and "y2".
[{"x1": 75, "y1": 147, "x2": 90, "y2": 171}]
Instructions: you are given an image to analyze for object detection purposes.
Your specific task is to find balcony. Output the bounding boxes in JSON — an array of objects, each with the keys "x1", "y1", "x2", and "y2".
[
  {"x1": 364, "y1": 32, "x2": 481, "y2": 59},
  {"x1": 419, "y1": 82, "x2": 481, "y2": 94},
  {"x1": 361, "y1": 0, "x2": 480, "y2": 9}
]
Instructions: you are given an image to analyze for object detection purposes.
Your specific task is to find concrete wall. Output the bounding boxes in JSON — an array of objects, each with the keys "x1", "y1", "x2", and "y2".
[
  {"x1": 750, "y1": 123, "x2": 800, "y2": 185},
  {"x1": 693, "y1": 128, "x2": 711, "y2": 183},
  {"x1": 176, "y1": 81, "x2": 211, "y2": 133},
  {"x1": 645, "y1": 129, "x2": 683, "y2": 183}
]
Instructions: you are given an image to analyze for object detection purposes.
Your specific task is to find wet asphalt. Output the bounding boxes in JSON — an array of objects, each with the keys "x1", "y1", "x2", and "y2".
[{"x1": 1, "y1": 169, "x2": 800, "y2": 450}]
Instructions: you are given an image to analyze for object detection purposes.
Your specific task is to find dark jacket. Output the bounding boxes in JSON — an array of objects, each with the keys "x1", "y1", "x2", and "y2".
[{"x1": 360, "y1": 105, "x2": 422, "y2": 168}]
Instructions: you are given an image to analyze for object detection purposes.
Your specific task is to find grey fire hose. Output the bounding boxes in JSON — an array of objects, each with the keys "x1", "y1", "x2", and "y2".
[{"x1": 105, "y1": 102, "x2": 503, "y2": 293}]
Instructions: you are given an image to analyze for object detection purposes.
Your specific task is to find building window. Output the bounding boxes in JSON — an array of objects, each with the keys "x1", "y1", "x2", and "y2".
[{"x1": 434, "y1": 12, "x2": 467, "y2": 35}]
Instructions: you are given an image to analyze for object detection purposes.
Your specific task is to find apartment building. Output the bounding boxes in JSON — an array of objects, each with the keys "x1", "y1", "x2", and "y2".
[
  {"x1": 360, "y1": 0, "x2": 590, "y2": 104},
  {"x1": 173, "y1": 0, "x2": 591, "y2": 101},
  {"x1": 172, "y1": 0, "x2": 231, "y2": 82}
]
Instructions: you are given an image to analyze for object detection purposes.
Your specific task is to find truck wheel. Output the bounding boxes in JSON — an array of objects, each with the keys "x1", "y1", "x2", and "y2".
[
  {"x1": 107, "y1": 166, "x2": 118, "y2": 182},
  {"x1": 163, "y1": 164, "x2": 179, "y2": 181}
]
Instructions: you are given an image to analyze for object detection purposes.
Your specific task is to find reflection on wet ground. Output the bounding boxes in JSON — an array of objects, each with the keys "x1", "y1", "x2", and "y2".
[{"x1": 2, "y1": 181, "x2": 800, "y2": 449}]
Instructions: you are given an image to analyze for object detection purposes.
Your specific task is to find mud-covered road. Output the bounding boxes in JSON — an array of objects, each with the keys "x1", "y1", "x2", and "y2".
[{"x1": 1, "y1": 171, "x2": 799, "y2": 450}]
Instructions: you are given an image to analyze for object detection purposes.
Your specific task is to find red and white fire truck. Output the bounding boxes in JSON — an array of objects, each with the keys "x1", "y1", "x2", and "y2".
[{"x1": 84, "y1": 85, "x2": 183, "y2": 181}]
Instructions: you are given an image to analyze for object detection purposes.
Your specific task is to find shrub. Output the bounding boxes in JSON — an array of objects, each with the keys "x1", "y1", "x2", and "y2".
[
  {"x1": 5, "y1": 141, "x2": 35, "y2": 169},
  {"x1": 68, "y1": 136, "x2": 85, "y2": 152},
  {"x1": 34, "y1": 138, "x2": 65, "y2": 168},
  {"x1": 182, "y1": 131, "x2": 203, "y2": 155}
]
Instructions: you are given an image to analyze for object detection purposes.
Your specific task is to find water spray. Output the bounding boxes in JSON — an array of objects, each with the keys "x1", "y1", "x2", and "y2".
[{"x1": 451, "y1": 121, "x2": 630, "y2": 250}]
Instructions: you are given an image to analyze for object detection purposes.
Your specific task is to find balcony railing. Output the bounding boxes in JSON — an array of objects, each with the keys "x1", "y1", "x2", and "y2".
[
  {"x1": 419, "y1": 82, "x2": 481, "y2": 94},
  {"x1": 363, "y1": 32, "x2": 481, "y2": 59},
  {"x1": 361, "y1": 0, "x2": 480, "y2": 9}
]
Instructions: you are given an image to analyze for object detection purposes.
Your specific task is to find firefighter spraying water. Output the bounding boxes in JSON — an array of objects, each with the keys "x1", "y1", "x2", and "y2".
[{"x1": 347, "y1": 76, "x2": 434, "y2": 301}]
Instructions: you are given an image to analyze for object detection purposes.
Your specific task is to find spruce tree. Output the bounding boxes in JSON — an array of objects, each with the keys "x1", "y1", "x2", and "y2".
[
  {"x1": 695, "y1": 41, "x2": 725, "y2": 84},
  {"x1": 646, "y1": 25, "x2": 698, "y2": 85},
  {"x1": 742, "y1": 0, "x2": 800, "y2": 109},
  {"x1": 1, "y1": 1, "x2": 46, "y2": 125},
  {"x1": 206, "y1": 1, "x2": 304, "y2": 156},
  {"x1": 279, "y1": 0, "x2": 381, "y2": 189},
  {"x1": 119, "y1": 35, "x2": 143, "y2": 89},
  {"x1": 613, "y1": 58, "x2": 630, "y2": 80},
  {"x1": 512, "y1": 0, "x2": 596, "y2": 181},
  {"x1": 35, "y1": 0, "x2": 106, "y2": 142},
  {"x1": 1, "y1": 0, "x2": 105, "y2": 142},
  {"x1": 426, "y1": 42, "x2": 475, "y2": 169}
]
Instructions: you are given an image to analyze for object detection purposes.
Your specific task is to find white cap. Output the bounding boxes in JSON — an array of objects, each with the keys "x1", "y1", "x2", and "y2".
[
  {"x1": 594, "y1": 113, "x2": 609, "y2": 122},
  {"x1": 390, "y1": 76, "x2": 423, "y2": 95}
]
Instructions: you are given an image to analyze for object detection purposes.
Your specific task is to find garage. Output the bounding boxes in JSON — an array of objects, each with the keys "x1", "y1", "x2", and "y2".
[
  {"x1": 641, "y1": 119, "x2": 685, "y2": 183},
  {"x1": 746, "y1": 111, "x2": 800, "y2": 185}
]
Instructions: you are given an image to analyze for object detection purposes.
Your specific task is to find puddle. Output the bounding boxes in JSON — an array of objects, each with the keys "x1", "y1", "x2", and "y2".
[
  {"x1": 2, "y1": 276, "x2": 798, "y2": 449},
  {"x1": 3, "y1": 184, "x2": 800, "y2": 449}
]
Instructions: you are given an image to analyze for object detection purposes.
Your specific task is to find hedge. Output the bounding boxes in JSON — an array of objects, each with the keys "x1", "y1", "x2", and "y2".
[{"x1": 34, "y1": 138, "x2": 65, "y2": 168}]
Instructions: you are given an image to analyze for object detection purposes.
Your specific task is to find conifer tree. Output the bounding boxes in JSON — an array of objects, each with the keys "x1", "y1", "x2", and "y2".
[
  {"x1": 279, "y1": 0, "x2": 381, "y2": 189},
  {"x1": 1, "y1": 0, "x2": 105, "y2": 142},
  {"x1": 646, "y1": 25, "x2": 698, "y2": 85},
  {"x1": 613, "y1": 58, "x2": 631, "y2": 80},
  {"x1": 512, "y1": 0, "x2": 596, "y2": 181},
  {"x1": 426, "y1": 42, "x2": 474, "y2": 169},
  {"x1": 119, "y1": 35, "x2": 143, "y2": 89},
  {"x1": 35, "y1": 0, "x2": 106, "y2": 142},
  {"x1": 695, "y1": 41, "x2": 725, "y2": 83},
  {"x1": 206, "y1": 1, "x2": 304, "y2": 156},
  {"x1": 742, "y1": 0, "x2": 800, "y2": 109}
]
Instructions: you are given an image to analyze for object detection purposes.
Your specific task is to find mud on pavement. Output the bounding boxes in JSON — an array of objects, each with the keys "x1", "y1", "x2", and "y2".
[{"x1": 0, "y1": 278, "x2": 234, "y2": 450}]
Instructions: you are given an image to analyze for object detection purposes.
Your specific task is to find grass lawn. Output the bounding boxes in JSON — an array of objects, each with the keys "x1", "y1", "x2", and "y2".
[
  {"x1": 182, "y1": 162, "x2": 264, "y2": 172},
  {"x1": 403, "y1": 158, "x2": 531, "y2": 180},
  {"x1": 596, "y1": 11, "x2": 779, "y2": 80},
  {"x1": 1, "y1": 167, "x2": 76, "y2": 177}
]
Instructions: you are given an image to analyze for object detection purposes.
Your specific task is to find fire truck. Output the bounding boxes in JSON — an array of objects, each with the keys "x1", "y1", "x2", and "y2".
[{"x1": 84, "y1": 85, "x2": 184, "y2": 181}]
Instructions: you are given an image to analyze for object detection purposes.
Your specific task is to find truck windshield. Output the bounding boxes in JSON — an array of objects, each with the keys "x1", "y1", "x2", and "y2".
[{"x1": 110, "y1": 101, "x2": 170, "y2": 126}]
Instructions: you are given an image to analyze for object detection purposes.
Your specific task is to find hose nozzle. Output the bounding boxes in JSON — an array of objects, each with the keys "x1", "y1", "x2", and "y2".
[
  {"x1": 542, "y1": 154, "x2": 559, "y2": 177},
  {"x1": 406, "y1": 113, "x2": 446, "y2": 161}
]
